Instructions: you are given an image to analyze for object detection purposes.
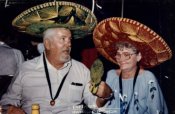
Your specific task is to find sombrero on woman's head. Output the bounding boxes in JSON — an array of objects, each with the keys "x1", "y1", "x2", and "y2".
[
  {"x1": 93, "y1": 17, "x2": 172, "y2": 68},
  {"x1": 12, "y1": 1, "x2": 97, "y2": 39}
]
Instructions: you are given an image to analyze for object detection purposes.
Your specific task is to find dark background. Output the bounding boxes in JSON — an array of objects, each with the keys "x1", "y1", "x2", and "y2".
[{"x1": 0, "y1": 0, "x2": 175, "y2": 113}]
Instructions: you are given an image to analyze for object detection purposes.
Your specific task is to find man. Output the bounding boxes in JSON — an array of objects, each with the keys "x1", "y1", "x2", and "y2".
[
  {"x1": 0, "y1": 27, "x2": 112, "y2": 114},
  {"x1": 0, "y1": 29, "x2": 24, "y2": 99}
]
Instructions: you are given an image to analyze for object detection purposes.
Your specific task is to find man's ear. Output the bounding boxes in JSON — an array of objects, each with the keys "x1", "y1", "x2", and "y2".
[
  {"x1": 137, "y1": 52, "x2": 142, "y2": 62},
  {"x1": 43, "y1": 39, "x2": 50, "y2": 50}
]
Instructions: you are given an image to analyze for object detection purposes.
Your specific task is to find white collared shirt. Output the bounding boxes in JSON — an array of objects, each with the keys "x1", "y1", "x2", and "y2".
[{"x1": 0, "y1": 54, "x2": 96, "y2": 114}]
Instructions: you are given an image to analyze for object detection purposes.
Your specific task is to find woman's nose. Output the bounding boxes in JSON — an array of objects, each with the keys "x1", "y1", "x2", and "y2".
[{"x1": 115, "y1": 54, "x2": 126, "y2": 61}]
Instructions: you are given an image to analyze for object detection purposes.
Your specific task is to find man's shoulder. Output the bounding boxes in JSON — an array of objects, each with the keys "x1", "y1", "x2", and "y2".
[
  {"x1": 71, "y1": 59, "x2": 88, "y2": 69},
  {"x1": 22, "y1": 56, "x2": 41, "y2": 69},
  {"x1": 71, "y1": 59, "x2": 86, "y2": 65},
  {"x1": 12, "y1": 48, "x2": 22, "y2": 53}
]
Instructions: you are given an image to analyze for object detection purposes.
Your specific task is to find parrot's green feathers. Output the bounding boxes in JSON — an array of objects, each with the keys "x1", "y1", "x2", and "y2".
[{"x1": 90, "y1": 59, "x2": 104, "y2": 94}]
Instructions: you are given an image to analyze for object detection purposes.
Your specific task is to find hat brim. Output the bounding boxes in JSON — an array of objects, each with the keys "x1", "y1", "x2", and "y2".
[
  {"x1": 12, "y1": 1, "x2": 97, "y2": 39},
  {"x1": 93, "y1": 17, "x2": 172, "y2": 68}
]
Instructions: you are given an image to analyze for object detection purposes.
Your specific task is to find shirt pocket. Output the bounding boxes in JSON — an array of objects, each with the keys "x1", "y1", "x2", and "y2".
[{"x1": 69, "y1": 84, "x2": 84, "y2": 103}]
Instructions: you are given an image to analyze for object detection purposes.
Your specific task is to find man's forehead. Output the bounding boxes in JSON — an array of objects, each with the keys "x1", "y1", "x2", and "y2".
[{"x1": 54, "y1": 30, "x2": 71, "y2": 36}]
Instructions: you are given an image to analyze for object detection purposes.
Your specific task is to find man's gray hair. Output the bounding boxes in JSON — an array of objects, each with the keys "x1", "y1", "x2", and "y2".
[{"x1": 43, "y1": 27, "x2": 70, "y2": 40}]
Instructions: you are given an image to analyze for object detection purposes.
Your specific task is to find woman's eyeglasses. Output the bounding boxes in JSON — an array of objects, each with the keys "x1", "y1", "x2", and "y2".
[{"x1": 115, "y1": 52, "x2": 137, "y2": 60}]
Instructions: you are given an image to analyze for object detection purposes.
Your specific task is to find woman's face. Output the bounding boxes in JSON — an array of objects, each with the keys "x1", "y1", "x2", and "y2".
[{"x1": 115, "y1": 47, "x2": 141, "y2": 71}]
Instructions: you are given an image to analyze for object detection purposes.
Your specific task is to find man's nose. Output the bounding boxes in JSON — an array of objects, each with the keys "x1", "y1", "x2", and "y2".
[{"x1": 65, "y1": 40, "x2": 71, "y2": 47}]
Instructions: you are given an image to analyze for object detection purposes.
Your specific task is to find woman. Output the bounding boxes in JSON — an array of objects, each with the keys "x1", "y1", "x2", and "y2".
[
  {"x1": 105, "y1": 42, "x2": 168, "y2": 114},
  {"x1": 93, "y1": 17, "x2": 172, "y2": 114}
]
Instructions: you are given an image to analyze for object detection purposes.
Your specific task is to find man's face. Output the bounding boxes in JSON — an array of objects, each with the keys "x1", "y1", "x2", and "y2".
[{"x1": 45, "y1": 28, "x2": 72, "y2": 63}]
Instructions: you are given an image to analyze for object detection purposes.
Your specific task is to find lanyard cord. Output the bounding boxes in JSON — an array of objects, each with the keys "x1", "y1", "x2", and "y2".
[
  {"x1": 43, "y1": 54, "x2": 71, "y2": 105},
  {"x1": 119, "y1": 66, "x2": 140, "y2": 114}
]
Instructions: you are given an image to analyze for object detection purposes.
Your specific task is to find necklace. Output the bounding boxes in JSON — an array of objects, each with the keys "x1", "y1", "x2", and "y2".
[
  {"x1": 43, "y1": 54, "x2": 71, "y2": 106},
  {"x1": 119, "y1": 66, "x2": 140, "y2": 114}
]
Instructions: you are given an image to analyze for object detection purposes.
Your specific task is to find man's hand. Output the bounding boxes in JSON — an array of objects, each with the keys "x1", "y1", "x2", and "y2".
[
  {"x1": 7, "y1": 105, "x2": 25, "y2": 114},
  {"x1": 95, "y1": 81, "x2": 112, "y2": 98}
]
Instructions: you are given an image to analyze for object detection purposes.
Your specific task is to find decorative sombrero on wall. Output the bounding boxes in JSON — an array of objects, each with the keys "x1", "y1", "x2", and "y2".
[
  {"x1": 12, "y1": 1, "x2": 97, "y2": 39},
  {"x1": 93, "y1": 17, "x2": 172, "y2": 68}
]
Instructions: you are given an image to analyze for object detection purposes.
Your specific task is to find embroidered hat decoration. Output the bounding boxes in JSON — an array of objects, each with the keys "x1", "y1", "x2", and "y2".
[{"x1": 12, "y1": 1, "x2": 97, "y2": 39}]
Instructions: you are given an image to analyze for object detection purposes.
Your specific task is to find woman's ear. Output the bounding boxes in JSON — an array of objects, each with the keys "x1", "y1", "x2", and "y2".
[{"x1": 137, "y1": 52, "x2": 142, "y2": 62}]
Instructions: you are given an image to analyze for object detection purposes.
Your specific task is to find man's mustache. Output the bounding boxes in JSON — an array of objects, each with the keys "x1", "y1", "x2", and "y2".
[{"x1": 62, "y1": 48, "x2": 71, "y2": 53}]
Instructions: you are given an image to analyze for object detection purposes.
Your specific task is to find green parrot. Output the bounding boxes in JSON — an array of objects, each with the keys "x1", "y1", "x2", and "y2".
[{"x1": 89, "y1": 59, "x2": 104, "y2": 94}]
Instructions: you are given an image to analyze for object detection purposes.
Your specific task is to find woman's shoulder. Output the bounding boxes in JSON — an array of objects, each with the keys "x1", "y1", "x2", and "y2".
[
  {"x1": 106, "y1": 69, "x2": 119, "y2": 80},
  {"x1": 142, "y1": 70, "x2": 155, "y2": 77},
  {"x1": 139, "y1": 69, "x2": 157, "y2": 81},
  {"x1": 107, "y1": 69, "x2": 119, "y2": 75}
]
